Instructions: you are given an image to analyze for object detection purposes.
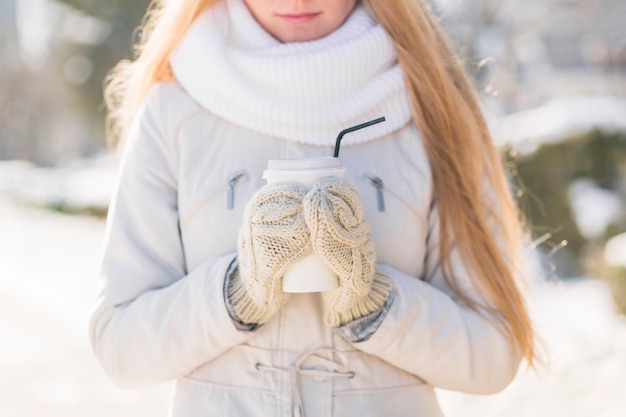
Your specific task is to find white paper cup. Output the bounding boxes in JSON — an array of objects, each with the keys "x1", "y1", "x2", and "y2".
[{"x1": 263, "y1": 157, "x2": 346, "y2": 293}]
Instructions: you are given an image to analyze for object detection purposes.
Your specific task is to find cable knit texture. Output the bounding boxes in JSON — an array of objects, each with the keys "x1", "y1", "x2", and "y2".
[
  {"x1": 303, "y1": 177, "x2": 393, "y2": 327},
  {"x1": 169, "y1": 0, "x2": 411, "y2": 146},
  {"x1": 230, "y1": 183, "x2": 311, "y2": 324}
]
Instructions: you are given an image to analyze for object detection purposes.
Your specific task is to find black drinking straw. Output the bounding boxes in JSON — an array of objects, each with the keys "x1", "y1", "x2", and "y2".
[{"x1": 333, "y1": 117, "x2": 386, "y2": 157}]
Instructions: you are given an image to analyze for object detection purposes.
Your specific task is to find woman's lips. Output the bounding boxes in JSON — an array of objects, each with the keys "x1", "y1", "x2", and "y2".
[{"x1": 277, "y1": 11, "x2": 321, "y2": 24}]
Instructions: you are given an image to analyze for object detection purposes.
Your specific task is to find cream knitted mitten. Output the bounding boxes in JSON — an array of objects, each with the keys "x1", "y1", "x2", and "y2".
[
  {"x1": 303, "y1": 177, "x2": 393, "y2": 328},
  {"x1": 229, "y1": 183, "x2": 312, "y2": 325}
]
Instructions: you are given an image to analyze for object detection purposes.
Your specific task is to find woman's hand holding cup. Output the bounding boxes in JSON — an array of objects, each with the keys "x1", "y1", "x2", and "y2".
[
  {"x1": 303, "y1": 177, "x2": 393, "y2": 328},
  {"x1": 228, "y1": 182, "x2": 312, "y2": 325}
]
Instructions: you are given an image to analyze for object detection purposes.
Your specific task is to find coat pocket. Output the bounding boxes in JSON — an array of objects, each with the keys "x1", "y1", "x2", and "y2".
[
  {"x1": 360, "y1": 172, "x2": 425, "y2": 225},
  {"x1": 180, "y1": 170, "x2": 250, "y2": 231},
  {"x1": 333, "y1": 384, "x2": 443, "y2": 417},
  {"x1": 358, "y1": 172, "x2": 428, "y2": 276},
  {"x1": 171, "y1": 344, "x2": 279, "y2": 417},
  {"x1": 171, "y1": 378, "x2": 278, "y2": 417},
  {"x1": 329, "y1": 348, "x2": 443, "y2": 416},
  {"x1": 179, "y1": 170, "x2": 255, "y2": 267}
]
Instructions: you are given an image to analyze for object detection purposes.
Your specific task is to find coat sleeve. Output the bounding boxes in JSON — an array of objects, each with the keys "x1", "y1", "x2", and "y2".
[
  {"x1": 353, "y1": 199, "x2": 523, "y2": 395},
  {"x1": 89, "y1": 83, "x2": 252, "y2": 389}
]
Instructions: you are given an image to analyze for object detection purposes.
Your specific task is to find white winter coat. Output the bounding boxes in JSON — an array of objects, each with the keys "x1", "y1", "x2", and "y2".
[{"x1": 89, "y1": 81, "x2": 521, "y2": 417}]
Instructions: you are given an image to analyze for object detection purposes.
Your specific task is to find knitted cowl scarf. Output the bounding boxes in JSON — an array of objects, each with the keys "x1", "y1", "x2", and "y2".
[{"x1": 169, "y1": 0, "x2": 411, "y2": 146}]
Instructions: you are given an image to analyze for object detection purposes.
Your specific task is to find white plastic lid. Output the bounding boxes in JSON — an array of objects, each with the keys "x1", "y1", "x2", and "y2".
[{"x1": 263, "y1": 157, "x2": 346, "y2": 183}]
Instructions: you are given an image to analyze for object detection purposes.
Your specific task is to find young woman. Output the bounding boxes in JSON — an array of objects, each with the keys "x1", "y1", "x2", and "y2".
[{"x1": 90, "y1": 0, "x2": 537, "y2": 415}]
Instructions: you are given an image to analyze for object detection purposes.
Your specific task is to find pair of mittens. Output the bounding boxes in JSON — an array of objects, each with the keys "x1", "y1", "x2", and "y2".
[{"x1": 229, "y1": 177, "x2": 392, "y2": 328}]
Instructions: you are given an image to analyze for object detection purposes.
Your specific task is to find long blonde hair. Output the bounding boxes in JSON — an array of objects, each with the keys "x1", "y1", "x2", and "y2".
[{"x1": 105, "y1": 0, "x2": 536, "y2": 365}]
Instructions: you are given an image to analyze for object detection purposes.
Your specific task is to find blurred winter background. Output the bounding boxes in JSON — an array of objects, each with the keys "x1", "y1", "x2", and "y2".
[{"x1": 1, "y1": 0, "x2": 625, "y2": 415}]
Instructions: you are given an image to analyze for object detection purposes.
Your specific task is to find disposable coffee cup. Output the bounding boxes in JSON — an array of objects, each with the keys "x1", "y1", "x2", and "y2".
[{"x1": 262, "y1": 156, "x2": 346, "y2": 293}]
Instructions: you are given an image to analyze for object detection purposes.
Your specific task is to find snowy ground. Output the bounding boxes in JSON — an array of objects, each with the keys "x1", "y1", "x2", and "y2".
[
  {"x1": 438, "y1": 279, "x2": 626, "y2": 417},
  {"x1": 0, "y1": 196, "x2": 171, "y2": 416},
  {"x1": 1, "y1": 191, "x2": 625, "y2": 416}
]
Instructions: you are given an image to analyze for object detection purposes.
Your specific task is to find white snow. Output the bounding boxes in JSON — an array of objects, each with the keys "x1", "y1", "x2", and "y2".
[
  {"x1": 0, "y1": 155, "x2": 117, "y2": 214},
  {"x1": 568, "y1": 178, "x2": 623, "y2": 240},
  {"x1": 489, "y1": 95, "x2": 626, "y2": 153},
  {"x1": 605, "y1": 233, "x2": 626, "y2": 268}
]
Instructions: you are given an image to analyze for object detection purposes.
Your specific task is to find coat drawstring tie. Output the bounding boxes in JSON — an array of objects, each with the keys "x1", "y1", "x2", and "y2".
[{"x1": 255, "y1": 347, "x2": 355, "y2": 417}]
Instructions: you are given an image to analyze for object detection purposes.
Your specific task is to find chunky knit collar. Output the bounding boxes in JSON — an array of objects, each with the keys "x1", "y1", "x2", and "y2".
[{"x1": 170, "y1": 0, "x2": 411, "y2": 147}]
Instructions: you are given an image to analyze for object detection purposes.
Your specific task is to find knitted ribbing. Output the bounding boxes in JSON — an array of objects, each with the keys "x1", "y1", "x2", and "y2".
[
  {"x1": 325, "y1": 271, "x2": 394, "y2": 328},
  {"x1": 231, "y1": 183, "x2": 311, "y2": 325},
  {"x1": 303, "y1": 177, "x2": 393, "y2": 327},
  {"x1": 169, "y1": 0, "x2": 411, "y2": 147}
]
